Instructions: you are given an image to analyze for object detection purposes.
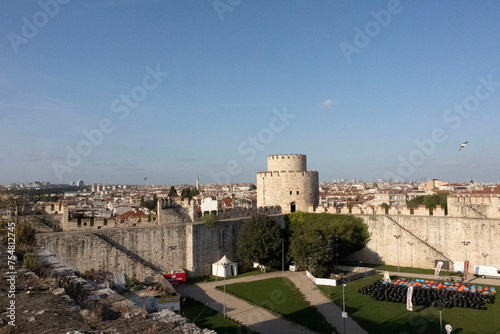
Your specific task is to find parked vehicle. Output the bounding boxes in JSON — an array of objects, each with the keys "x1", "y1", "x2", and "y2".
[{"x1": 473, "y1": 265, "x2": 500, "y2": 278}]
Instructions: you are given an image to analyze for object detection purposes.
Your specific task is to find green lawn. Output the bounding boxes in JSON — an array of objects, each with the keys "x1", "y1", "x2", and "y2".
[
  {"x1": 318, "y1": 274, "x2": 500, "y2": 334},
  {"x1": 180, "y1": 297, "x2": 256, "y2": 334},
  {"x1": 217, "y1": 277, "x2": 338, "y2": 334},
  {"x1": 363, "y1": 263, "x2": 461, "y2": 276},
  {"x1": 187, "y1": 267, "x2": 277, "y2": 285}
]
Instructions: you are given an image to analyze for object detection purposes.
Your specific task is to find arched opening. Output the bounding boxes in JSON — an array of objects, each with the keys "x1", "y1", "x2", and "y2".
[{"x1": 290, "y1": 202, "x2": 296, "y2": 213}]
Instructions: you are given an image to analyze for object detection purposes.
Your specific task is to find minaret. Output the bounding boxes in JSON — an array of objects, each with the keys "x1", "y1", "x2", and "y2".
[{"x1": 196, "y1": 174, "x2": 199, "y2": 190}]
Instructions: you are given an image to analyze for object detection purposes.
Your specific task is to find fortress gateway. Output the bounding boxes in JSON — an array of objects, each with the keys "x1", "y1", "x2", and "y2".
[{"x1": 257, "y1": 154, "x2": 319, "y2": 213}]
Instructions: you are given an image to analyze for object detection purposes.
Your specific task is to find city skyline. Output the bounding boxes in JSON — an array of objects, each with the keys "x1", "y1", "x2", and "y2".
[{"x1": 1, "y1": 1, "x2": 500, "y2": 185}]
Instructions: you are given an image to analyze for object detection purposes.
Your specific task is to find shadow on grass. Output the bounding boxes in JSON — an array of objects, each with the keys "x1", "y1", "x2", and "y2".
[
  {"x1": 217, "y1": 277, "x2": 338, "y2": 334},
  {"x1": 181, "y1": 297, "x2": 256, "y2": 334},
  {"x1": 178, "y1": 284, "x2": 237, "y2": 318},
  {"x1": 283, "y1": 307, "x2": 338, "y2": 334},
  {"x1": 319, "y1": 274, "x2": 500, "y2": 334}
]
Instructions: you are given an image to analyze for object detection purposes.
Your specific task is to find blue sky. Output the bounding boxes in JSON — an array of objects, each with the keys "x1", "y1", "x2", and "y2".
[{"x1": 1, "y1": 0, "x2": 500, "y2": 185}]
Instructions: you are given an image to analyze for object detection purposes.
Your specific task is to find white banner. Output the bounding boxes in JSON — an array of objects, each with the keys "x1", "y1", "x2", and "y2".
[
  {"x1": 435, "y1": 261, "x2": 444, "y2": 279},
  {"x1": 407, "y1": 286, "x2": 413, "y2": 311}
]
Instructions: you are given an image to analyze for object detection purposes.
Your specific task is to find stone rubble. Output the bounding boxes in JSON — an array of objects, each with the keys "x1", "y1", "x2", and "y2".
[{"x1": 153, "y1": 309, "x2": 217, "y2": 334}]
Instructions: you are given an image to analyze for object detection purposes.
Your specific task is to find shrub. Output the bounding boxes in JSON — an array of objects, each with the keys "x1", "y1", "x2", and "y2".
[
  {"x1": 82, "y1": 269, "x2": 95, "y2": 280},
  {"x1": 129, "y1": 272, "x2": 138, "y2": 287},
  {"x1": 202, "y1": 213, "x2": 218, "y2": 227},
  {"x1": 23, "y1": 252, "x2": 38, "y2": 271}
]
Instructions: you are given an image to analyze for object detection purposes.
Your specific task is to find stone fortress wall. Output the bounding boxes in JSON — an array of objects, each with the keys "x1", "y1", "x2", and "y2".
[
  {"x1": 157, "y1": 196, "x2": 197, "y2": 224},
  {"x1": 48, "y1": 198, "x2": 500, "y2": 276},
  {"x1": 310, "y1": 194, "x2": 500, "y2": 219},
  {"x1": 308, "y1": 193, "x2": 500, "y2": 272},
  {"x1": 345, "y1": 215, "x2": 500, "y2": 272},
  {"x1": 448, "y1": 194, "x2": 500, "y2": 219},
  {"x1": 38, "y1": 212, "x2": 500, "y2": 278},
  {"x1": 257, "y1": 154, "x2": 319, "y2": 213},
  {"x1": 37, "y1": 215, "x2": 287, "y2": 278}
]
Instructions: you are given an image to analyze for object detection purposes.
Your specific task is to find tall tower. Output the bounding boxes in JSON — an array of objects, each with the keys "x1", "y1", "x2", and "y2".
[
  {"x1": 196, "y1": 174, "x2": 199, "y2": 190},
  {"x1": 257, "y1": 154, "x2": 319, "y2": 213}
]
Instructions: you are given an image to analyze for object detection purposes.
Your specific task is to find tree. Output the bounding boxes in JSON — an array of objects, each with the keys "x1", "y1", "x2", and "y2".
[
  {"x1": 202, "y1": 213, "x2": 218, "y2": 227},
  {"x1": 168, "y1": 186, "x2": 178, "y2": 197},
  {"x1": 347, "y1": 201, "x2": 357, "y2": 213},
  {"x1": 381, "y1": 202, "x2": 390, "y2": 214},
  {"x1": 288, "y1": 212, "x2": 370, "y2": 277},
  {"x1": 407, "y1": 193, "x2": 448, "y2": 215},
  {"x1": 139, "y1": 195, "x2": 156, "y2": 210},
  {"x1": 181, "y1": 187, "x2": 200, "y2": 201},
  {"x1": 289, "y1": 229, "x2": 332, "y2": 277},
  {"x1": 237, "y1": 215, "x2": 283, "y2": 272}
]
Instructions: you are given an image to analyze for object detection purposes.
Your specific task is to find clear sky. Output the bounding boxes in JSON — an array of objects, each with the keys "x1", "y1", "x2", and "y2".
[{"x1": 1, "y1": 1, "x2": 500, "y2": 185}]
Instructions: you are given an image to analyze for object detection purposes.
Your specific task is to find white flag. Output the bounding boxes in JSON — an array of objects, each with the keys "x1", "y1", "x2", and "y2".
[
  {"x1": 435, "y1": 261, "x2": 444, "y2": 279},
  {"x1": 407, "y1": 286, "x2": 413, "y2": 311}
]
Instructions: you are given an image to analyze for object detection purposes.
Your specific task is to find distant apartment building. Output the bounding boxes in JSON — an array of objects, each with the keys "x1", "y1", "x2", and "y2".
[
  {"x1": 373, "y1": 192, "x2": 407, "y2": 207},
  {"x1": 201, "y1": 197, "x2": 220, "y2": 215},
  {"x1": 418, "y1": 179, "x2": 448, "y2": 191},
  {"x1": 407, "y1": 190, "x2": 431, "y2": 201}
]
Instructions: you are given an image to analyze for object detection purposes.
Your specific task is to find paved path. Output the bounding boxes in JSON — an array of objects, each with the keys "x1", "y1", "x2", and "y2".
[
  {"x1": 286, "y1": 272, "x2": 367, "y2": 334},
  {"x1": 176, "y1": 271, "x2": 316, "y2": 334},
  {"x1": 177, "y1": 271, "x2": 368, "y2": 334}
]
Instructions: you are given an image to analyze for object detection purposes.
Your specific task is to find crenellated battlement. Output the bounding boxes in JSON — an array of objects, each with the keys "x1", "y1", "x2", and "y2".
[
  {"x1": 447, "y1": 194, "x2": 500, "y2": 218},
  {"x1": 448, "y1": 194, "x2": 499, "y2": 204},
  {"x1": 216, "y1": 206, "x2": 282, "y2": 220},
  {"x1": 267, "y1": 153, "x2": 307, "y2": 172},
  {"x1": 257, "y1": 170, "x2": 319, "y2": 178},
  {"x1": 267, "y1": 154, "x2": 306, "y2": 160},
  {"x1": 309, "y1": 204, "x2": 447, "y2": 217}
]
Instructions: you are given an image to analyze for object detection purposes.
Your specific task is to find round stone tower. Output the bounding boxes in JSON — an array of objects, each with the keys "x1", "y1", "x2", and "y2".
[{"x1": 257, "y1": 154, "x2": 319, "y2": 213}]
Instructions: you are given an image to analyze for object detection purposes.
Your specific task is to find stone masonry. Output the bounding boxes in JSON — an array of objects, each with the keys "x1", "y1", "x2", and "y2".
[{"x1": 257, "y1": 154, "x2": 319, "y2": 213}]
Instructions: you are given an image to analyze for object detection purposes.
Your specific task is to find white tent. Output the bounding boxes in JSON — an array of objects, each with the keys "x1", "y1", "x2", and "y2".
[{"x1": 212, "y1": 255, "x2": 238, "y2": 277}]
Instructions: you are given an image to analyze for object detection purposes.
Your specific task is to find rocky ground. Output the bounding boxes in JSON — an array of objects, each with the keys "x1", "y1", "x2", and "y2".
[{"x1": 0, "y1": 253, "x2": 212, "y2": 334}]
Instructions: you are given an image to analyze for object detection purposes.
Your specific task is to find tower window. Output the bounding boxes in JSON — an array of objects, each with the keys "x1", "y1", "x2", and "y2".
[
  {"x1": 290, "y1": 191, "x2": 292, "y2": 195},
  {"x1": 297, "y1": 191, "x2": 299, "y2": 195}
]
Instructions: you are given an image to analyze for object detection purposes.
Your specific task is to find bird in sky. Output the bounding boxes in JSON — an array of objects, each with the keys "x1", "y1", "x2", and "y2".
[{"x1": 459, "y1": 142, "x2": 468, "y2": 151}]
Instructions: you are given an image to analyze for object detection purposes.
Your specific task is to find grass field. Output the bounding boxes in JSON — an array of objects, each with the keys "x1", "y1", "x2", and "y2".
[
  {"x1": 363, "y1": 263, "x2": 461, "y2": 276},
  {"x1": 318, "y1": 274, "x2": 500, "y2": 334},
  {"x1": 217, "y1": 277, "x2": 338, "y2": 334},
  {"x1": 180, "y1": 297, "x2": 256, "y2": 334}
]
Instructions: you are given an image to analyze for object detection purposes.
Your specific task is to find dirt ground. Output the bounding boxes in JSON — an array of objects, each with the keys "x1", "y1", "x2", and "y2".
[{"x1": 0, "y1": 254, "x2": 178, "y2": 334}]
